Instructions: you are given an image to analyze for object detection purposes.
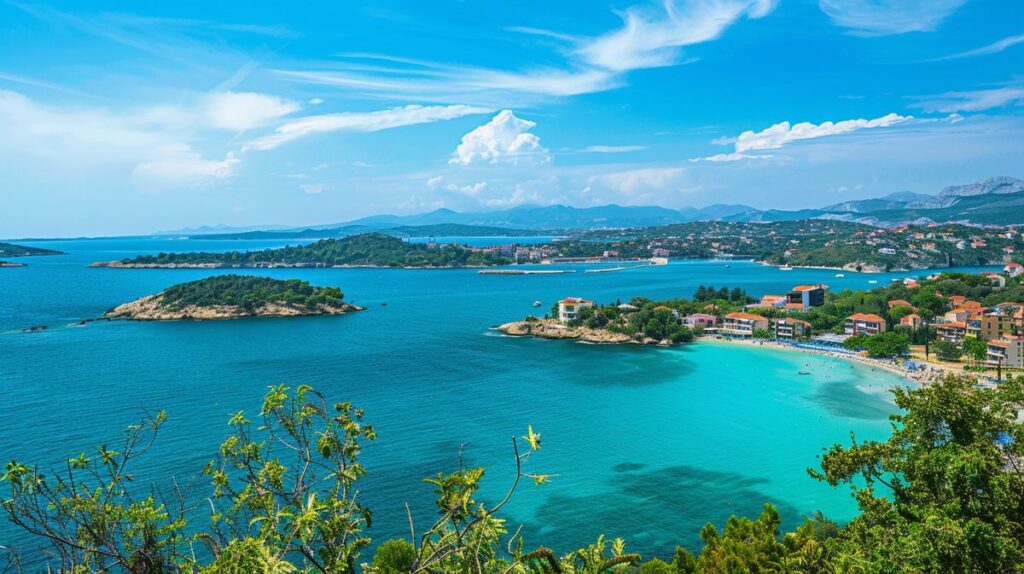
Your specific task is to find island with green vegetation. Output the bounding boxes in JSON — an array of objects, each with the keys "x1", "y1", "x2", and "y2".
[
  {"x1": 3, "y1": 376, "x2": 1022, "y2": 573},
  {"x1": 0, "y1": 241, "x2": 64, "y2": 261},
  {"x1": 103, "y1": 275, "x2": 362, "y2": 321},
  {"x1": 92, "y1": 232, "x2": 513, "y2": 269}
]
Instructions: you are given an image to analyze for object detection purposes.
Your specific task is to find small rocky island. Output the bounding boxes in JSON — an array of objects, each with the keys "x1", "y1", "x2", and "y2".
[
  {"x1": 0, "y1": 260, "x2": 26, "y2": 268},
  {"x1": 104, "y1": 275, "x2": 363, "y2": 321}
]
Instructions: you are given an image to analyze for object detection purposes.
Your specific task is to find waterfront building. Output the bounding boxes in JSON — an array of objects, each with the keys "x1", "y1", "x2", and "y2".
[
  {"x1": 987, "y1": 336, "x2": 1024, "y2": 368},
  {"x1": 786, "y1": 284, "x2": 827, "y2": 310},
  {"x1": 773, "y1": 318, "x2": 812, "y2": 339},
  {"x1": 1005, "y1": 262, "x2": 1023, "y2": 277},
  {"x1": 844, "y1": 313, "x2": 887, "y2": 335},
  {"x1": 557, "y1": 297, "x2": 594, "y2": 323},
  {"x1": 722, "y1": 312, "x2": 769, "y2": 337},
  {"x1": 936, "y1": 321, "x2": 968, "y2": 344},
  {"x1": 682, "y1": 313, "x2": 717, "y2": 329}
]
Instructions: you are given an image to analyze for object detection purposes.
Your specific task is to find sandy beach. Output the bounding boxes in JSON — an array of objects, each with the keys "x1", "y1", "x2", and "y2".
[{"x1": 697, "y1": 336, "x2": 953, "y2": 385}]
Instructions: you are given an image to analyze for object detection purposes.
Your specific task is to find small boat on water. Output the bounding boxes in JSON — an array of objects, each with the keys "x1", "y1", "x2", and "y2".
[
  {"x1": 780, "y1": 265, "x2": 793, "y2": 271},
  {"x1": 532, "y1": 300, "x2": 542, "y2": 307},
  {"x1": 868, "y1": 280, "x2": 878, "y2": 284},
  {"x1": 724, "y1": 264, "x2": 731, "y2": 268},
  {"x1": 835, "y1": 273, "x2": 845, "y2": 278},
  {"x1": 798, "y1": 371, "x2": 811, "y2": 375}
]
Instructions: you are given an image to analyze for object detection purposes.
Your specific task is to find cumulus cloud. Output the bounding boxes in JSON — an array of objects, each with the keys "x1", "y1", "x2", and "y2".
[
  {"x1": 247, "y1": 104, "x2": 489, "y2": 150},
  {"x1": 910, "y1": 87, "x2": 1024, "y2": 113},
  {"x1": 203, "y1": 91, "x2": 300, "y2": 131},
  {"x1": 450, "y1": 110, "x2": 549, "y2": 165},
  {"x1": 692, "y1": 112, "x2": 911, "y2": 161},
  {"x1": 819, "y1": 0, "x2": 967, "y2": 36}
]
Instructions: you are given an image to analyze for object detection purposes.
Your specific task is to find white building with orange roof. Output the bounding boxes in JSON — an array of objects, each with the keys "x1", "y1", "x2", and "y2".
[
  {"x1": 721, "y1": 312, "x2": 769, "y2": 337},
  {"x1": 557, "y1": 297, "x2": 594, "y2": 324},
  {"x1": 1005, "y1": 262, "x2": 1023, "y2": 277},
  {"x1": 844, "y1": 313, "x2": 887, "y2": 335}
]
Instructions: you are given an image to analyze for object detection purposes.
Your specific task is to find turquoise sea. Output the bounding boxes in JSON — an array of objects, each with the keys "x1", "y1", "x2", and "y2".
[{"x1": 0, "y1": 236, "x2": 1000, "y2": 563}]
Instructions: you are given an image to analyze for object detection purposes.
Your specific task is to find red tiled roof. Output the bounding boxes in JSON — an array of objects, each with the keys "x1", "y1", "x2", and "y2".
[
  {"x1": 726, "y1": 312, "x2": 768, "y2": 321},
  {"x1": 847, "y1": 313, "x2": 885, "y2": 323}
]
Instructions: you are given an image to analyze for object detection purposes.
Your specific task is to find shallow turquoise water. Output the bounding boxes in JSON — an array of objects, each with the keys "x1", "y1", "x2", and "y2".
[{"x1": 0, "y1": 236, "x2": 998, "y2": 562}]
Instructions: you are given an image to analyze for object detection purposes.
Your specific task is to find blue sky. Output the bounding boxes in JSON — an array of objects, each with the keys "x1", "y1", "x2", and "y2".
[{"x1": 1, "y1": 0, "x2": 1022, "y2": 237}]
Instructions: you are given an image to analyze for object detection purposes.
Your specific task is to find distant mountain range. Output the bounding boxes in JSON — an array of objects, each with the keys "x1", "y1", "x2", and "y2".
[{"x1": 174, "y1": 176, "x2": 1024, "y2": 239}]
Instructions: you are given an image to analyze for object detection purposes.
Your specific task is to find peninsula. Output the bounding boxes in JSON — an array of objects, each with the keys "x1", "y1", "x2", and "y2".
[
  {"x1": 0, "y1": 260, "x2": 26, "y2": 268},
  {"x1": 0, "y1": 242, "x2": 64, "y2": 259},
  {"x1": 92, "y1": 232, "x2": 512, "y2": 269},
  {"x1": 103, "y1": 275, "x2": 362, "y2": 321}
]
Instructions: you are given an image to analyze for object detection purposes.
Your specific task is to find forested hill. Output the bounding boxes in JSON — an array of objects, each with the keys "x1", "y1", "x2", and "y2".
[
  {"x1": 0, "y1": 242, "x2": 63, "y2": 257},
  {"x1": 98, "y1": 232, "x2": 513, "y2": 268},
  {"x1": 104, "y1": 275, "x2": 360, "y2": 320}
]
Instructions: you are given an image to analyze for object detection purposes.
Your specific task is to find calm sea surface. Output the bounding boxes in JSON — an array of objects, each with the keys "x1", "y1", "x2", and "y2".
[{"x1": 0, "y1": 235, "x2": 999, "y2": 563}]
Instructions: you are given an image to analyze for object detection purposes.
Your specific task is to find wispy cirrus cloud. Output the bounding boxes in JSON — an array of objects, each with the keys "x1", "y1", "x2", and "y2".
[
  {"x1": 819, "y1": 0, "x2": 967, "y2": 36},
  {"x1": 910, "y1": 86, "x2": 1024, "y2": 113},
  {"x1": 578, "y1": 145, "x2": 647, "y2": 153},
  {"x1": 246, "y1": 104, "x2": 490, "y2": 151},
  {"x1": 931, "y1": 34, "x2": 1024, "y2": 60},
  {"x1": 274, "y1": 0, "x2": 775, "y2": 105},
  {"x1": 692, "y1": 112, "x2": 912, "y2": 161}
]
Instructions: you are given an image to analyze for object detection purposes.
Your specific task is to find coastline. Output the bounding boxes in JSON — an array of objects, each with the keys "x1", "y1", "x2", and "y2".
[
  {"x1": 89, "y1": 261, "x2": 502, "y2": 270},
  {"x1": 695, "y1": 336, "x2": 942, "y2": 384}
]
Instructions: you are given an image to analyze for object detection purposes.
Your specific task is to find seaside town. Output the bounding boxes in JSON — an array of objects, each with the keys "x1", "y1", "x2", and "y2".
[{"x1": 501, "y1": 262, "x2": 1024, "y2": 386}]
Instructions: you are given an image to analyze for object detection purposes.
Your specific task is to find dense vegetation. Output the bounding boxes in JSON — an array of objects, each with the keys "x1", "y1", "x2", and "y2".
[
  {"x1": 3, "y1": 375, "x2": 1023, "y2": 573},
  {"x1": 157, "y1": 275, "x2": 347, "y2": 311},
  {"x1": 122, "y1": 233, "x2": 512, "y2": 268},
  {"x1": 0, "y1": 242, "x2": 63, "y2": 257}
]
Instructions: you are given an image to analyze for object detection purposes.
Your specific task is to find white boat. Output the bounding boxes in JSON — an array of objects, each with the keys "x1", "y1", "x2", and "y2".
[
  {"x1": 868, "y1": 280, "x2": 878, "y2": 284},
  {"x1": 835, "y1": 273, "x2": 845, "y2": 278},
  {"x1": 532, "y1": 300, "x2": 542, "y2": 307},
  {"x1": 780, "y1": 265, "x2": 793, "y2": 271}
]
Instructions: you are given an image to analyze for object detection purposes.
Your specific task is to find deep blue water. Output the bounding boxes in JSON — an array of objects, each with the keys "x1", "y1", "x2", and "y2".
[{"x1": 0, "y1": 236, "x2": 1000, "y2": 564}]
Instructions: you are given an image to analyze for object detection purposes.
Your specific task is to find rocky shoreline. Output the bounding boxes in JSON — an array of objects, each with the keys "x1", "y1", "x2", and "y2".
[
  {"x1": 103, "y1": 294, "x2": 364, "y2": 321},
  {"x1": 0, "y1": 261, "x2": 26, "y2": 267},
  {"x1": 496, "y1": 318, "x2": 670, "y2": 345}
]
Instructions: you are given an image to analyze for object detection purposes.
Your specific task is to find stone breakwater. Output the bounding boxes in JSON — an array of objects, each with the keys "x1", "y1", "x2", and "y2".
[
  {"x1": 497, "y1": 318, "x2": 669, "y2": 345},
  {"x1": 103, "y1": 294, "x2": 363, "y2": 321}
]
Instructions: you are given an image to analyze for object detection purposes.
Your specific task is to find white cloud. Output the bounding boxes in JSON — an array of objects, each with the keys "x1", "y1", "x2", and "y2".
[
  {"x1": 247, "y1": 104, "x2": 489, "y2": 150},
  {"x1": 450, "y1": 110, "x2": 549, "y2": 165},
  {"x1": 425, "y1": 176, "x2": 488, "y2": 197},
  {"x1": 308, "y1": 98, "x2": 324, "y2": 105},
  {"x1": 589, "y1": 167, "x2": 686, "y2": 195},
  {"x1": 300, "y1": 183, "x2": 326, "y2": 194},
  {"x1": 275, "y1": 1, "x2": 774, "y2": 105},
  {"x1": 578, "y1": 0, "x2": 777, "y2": 71},
  {"x1": 0, "y1": 89, "x2": 238, "y2": 191},
  {"x1": 692, "y1": 112, "x2": 911, "y2": 160},
  {"x1": 910, "y1": 87, "x2": 1024, "y2": 113},
  {"x1": 579, "y1": 145, "x2": 647, "y2": 153},
  {"x1": 133, "y1": 150, "x2": 239, "y2": 192},
  {"x1": 932, "y1": 34, "x2": 1024, "y2": 61},
  {"x1": 819, "y1": 0, "x2": 967, "y2": 35},
  {"x1": 690, "y1": 152, "x2": 771, "y2": 162},
  {"x1": 203, "y1": 91, "x2": 300, "y2": 131}
]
